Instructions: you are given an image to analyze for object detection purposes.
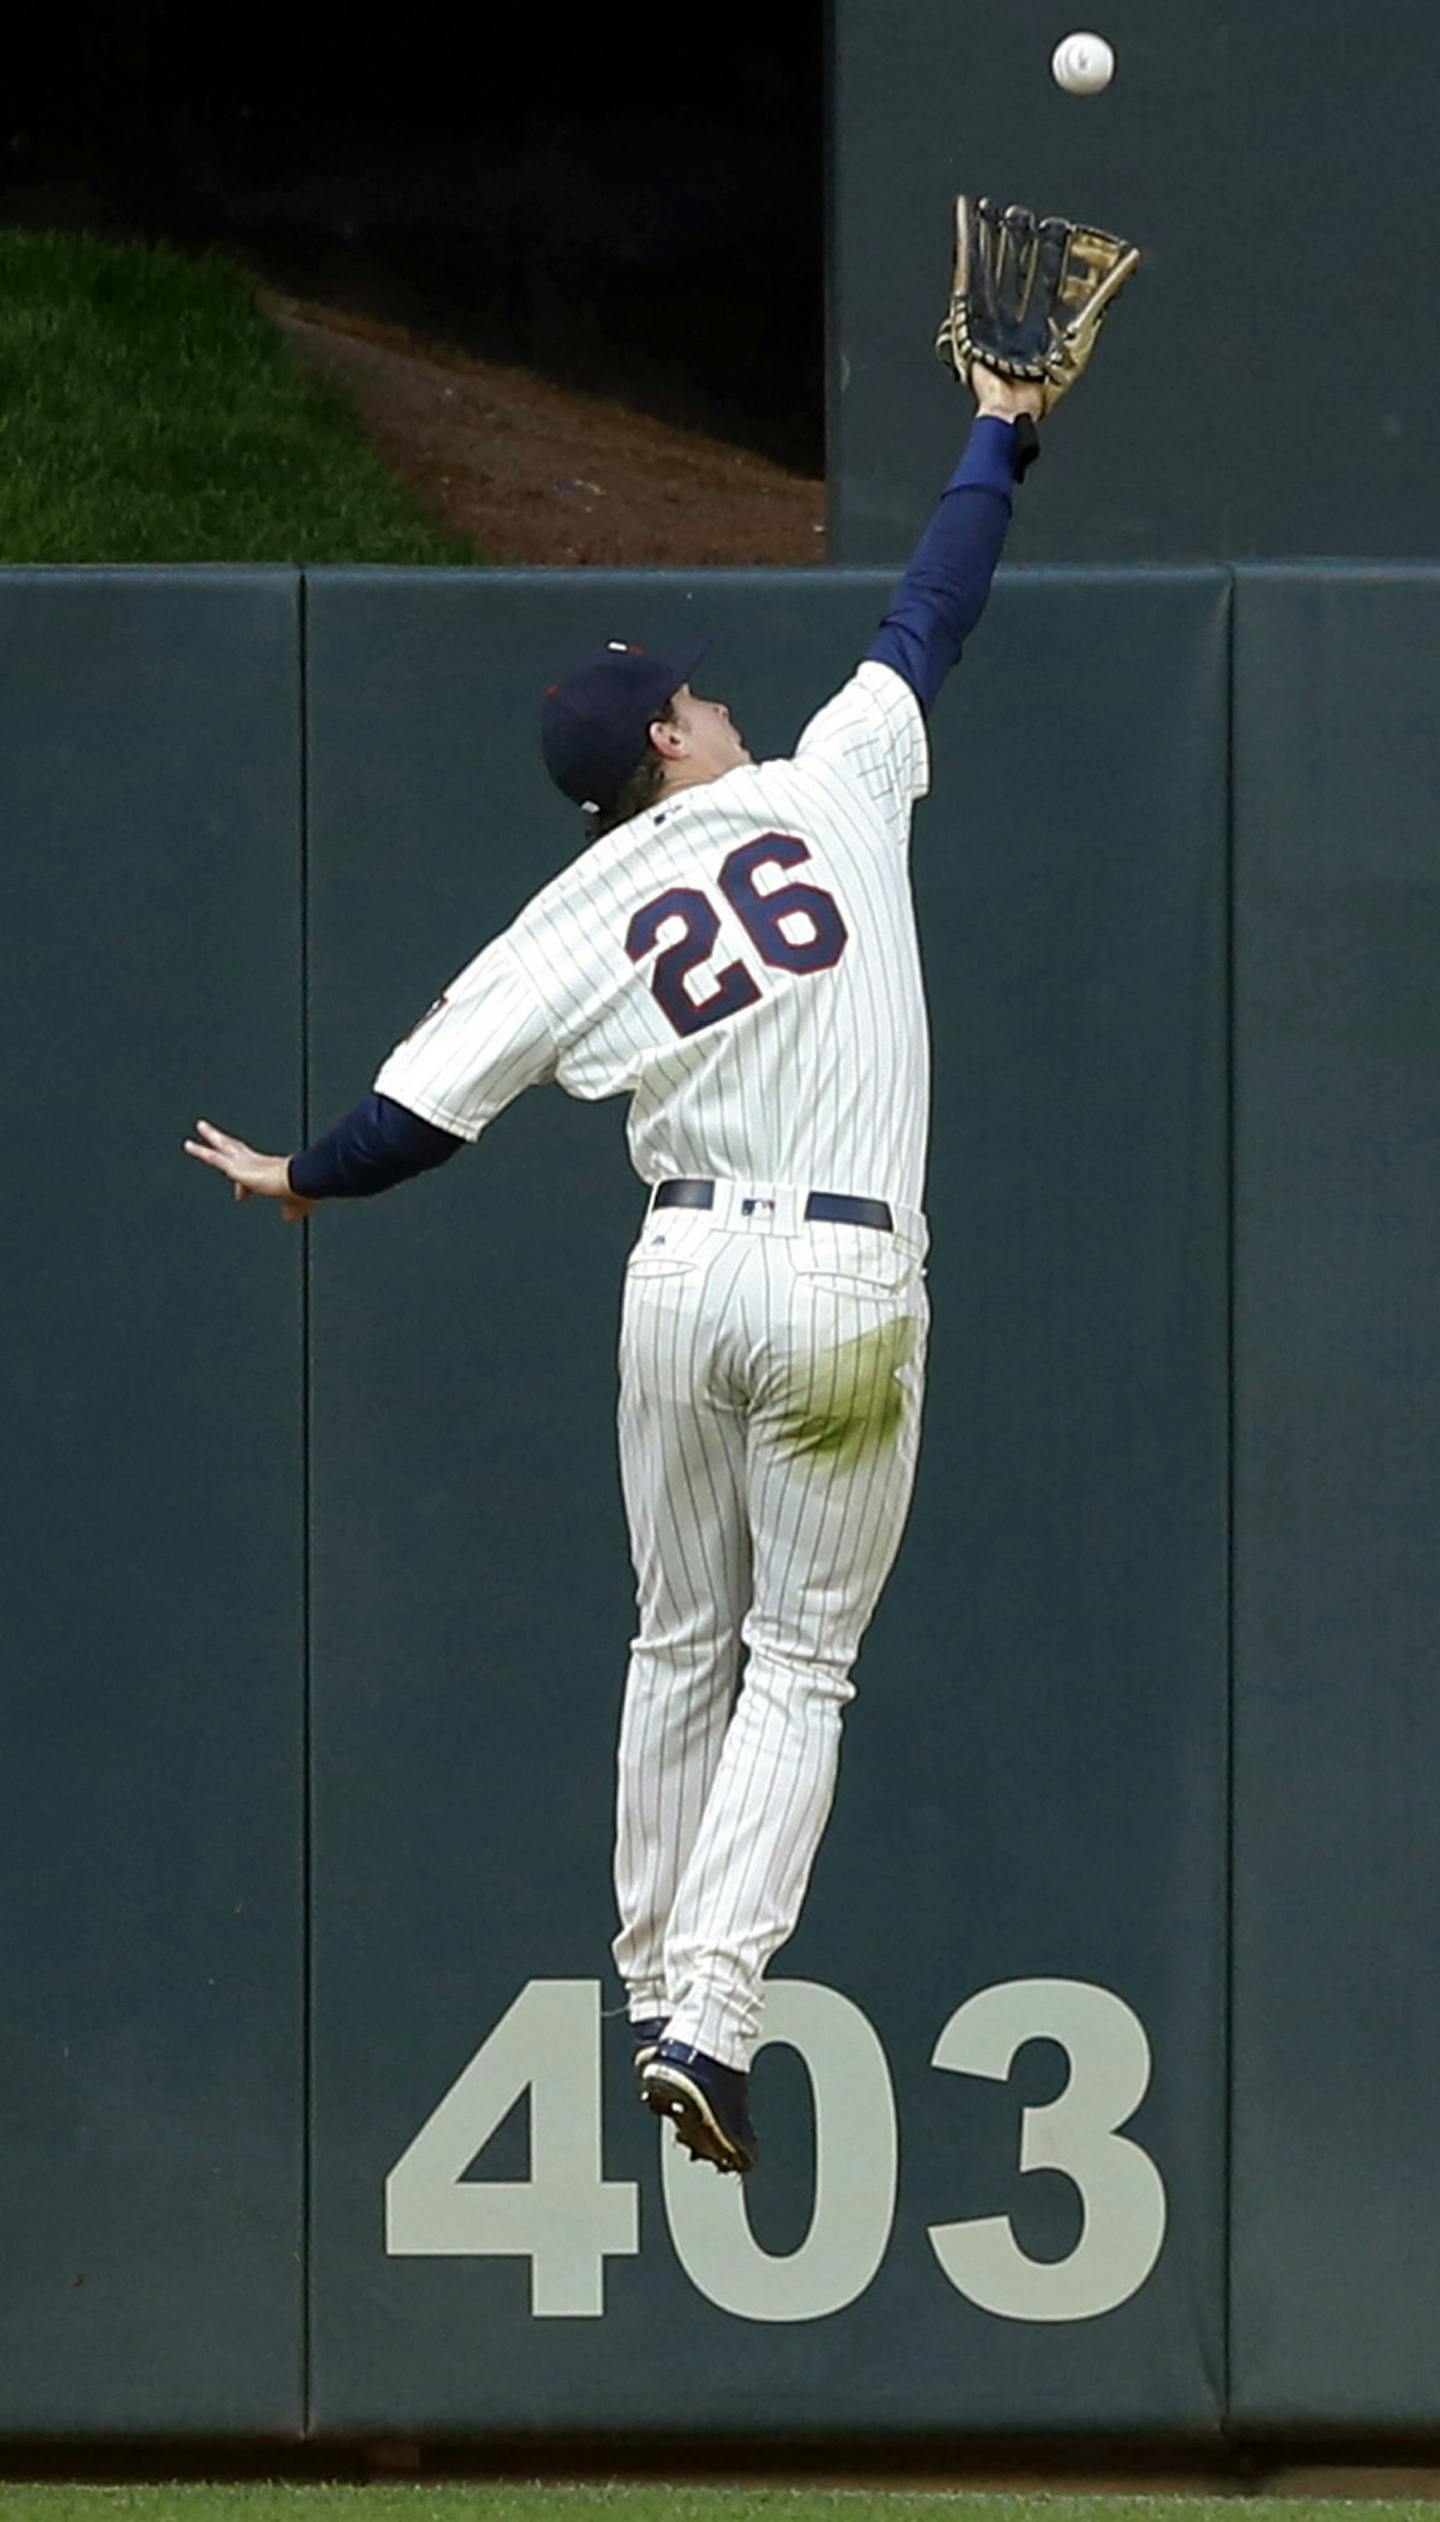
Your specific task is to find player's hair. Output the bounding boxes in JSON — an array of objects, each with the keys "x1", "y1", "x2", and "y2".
[{"x1": 589, "y1": 701, "x2": 679, "y2": 839}]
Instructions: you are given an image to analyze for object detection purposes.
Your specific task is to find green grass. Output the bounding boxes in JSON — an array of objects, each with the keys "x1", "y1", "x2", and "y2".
[
  {"x1": 0, "y1": 228, "x2": 472, "y2": 564},
  {"x1": 0, "y1": 2495, "x2": 1436, "y2": 2522}
]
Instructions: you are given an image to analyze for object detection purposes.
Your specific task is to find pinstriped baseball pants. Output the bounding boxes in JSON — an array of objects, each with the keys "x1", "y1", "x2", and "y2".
[{"x1": 612, "y1": 1183, "x2": 929, "y2": 2070}]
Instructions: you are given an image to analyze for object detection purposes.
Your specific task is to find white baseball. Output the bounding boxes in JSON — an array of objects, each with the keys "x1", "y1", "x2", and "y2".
[{"x1": 1051, "y1": 30, "x2": 1115, "y2": 93}]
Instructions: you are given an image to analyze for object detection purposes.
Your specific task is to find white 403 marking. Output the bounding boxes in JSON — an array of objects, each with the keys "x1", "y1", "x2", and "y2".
[{"x1": 385, "y1": 1976, "x2": 1167, "y2": 2323}]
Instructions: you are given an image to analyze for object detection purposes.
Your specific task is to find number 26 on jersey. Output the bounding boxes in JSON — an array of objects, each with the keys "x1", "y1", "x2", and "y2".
[{"x1": 627, "y1": 832, "x2": 848, "y2": 1038}]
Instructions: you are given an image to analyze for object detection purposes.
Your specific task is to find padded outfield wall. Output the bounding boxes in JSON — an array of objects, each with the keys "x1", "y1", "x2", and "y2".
[{"x1": 0, "y1": 565, "x2": 1435, "y2": 2439}]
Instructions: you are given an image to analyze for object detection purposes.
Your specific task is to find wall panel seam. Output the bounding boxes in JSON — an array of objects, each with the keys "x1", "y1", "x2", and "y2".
[
  {"x1": 298, "y1": 566, "x2": 316, "y2": 2441},
  {"x1": 1221, "y1": 560, "x2": 1238, "y2": 2438}
]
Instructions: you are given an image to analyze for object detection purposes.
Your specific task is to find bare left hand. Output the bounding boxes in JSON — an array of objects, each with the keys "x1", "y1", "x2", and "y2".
[{"x1": 184, "y1": 1119, "x2": 318, "y2": 1223}]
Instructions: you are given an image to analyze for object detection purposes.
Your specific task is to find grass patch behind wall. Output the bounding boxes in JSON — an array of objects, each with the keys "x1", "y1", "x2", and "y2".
[{"x1": 0, "y1": 229, "x2": 471, "y2": 564}]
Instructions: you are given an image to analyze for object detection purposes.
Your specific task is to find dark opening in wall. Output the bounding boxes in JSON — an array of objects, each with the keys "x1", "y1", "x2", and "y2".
[{"x1": 4, "y1": 1, "x2": 826, "y2": 472}]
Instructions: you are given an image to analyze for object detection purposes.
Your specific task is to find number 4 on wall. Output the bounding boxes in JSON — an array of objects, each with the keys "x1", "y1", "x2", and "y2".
[
  {"x1": 385, "y1": 1975, "x2": 1167, "y2": 2323},
  {"x1": 385, "y1": 1979, "x2": 637, "y2": 2316}
]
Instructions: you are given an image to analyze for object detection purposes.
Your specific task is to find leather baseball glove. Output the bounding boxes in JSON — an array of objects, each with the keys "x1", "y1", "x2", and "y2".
[{"x1": 935, "y1": 195, "x2": 1141, "y2": 415}]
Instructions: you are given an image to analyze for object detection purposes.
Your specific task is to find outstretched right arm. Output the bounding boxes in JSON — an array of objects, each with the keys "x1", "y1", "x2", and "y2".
[{"x1": 790, "y1": 372, "x2": 1044, "y2": 827}]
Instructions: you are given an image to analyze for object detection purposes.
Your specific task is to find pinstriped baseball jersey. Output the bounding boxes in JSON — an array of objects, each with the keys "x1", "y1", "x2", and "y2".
[{"x1": 373, "y1": 662, "x2": 932, "y2": 1211}]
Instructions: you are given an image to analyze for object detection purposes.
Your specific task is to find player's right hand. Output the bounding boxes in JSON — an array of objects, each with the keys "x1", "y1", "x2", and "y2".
[{"x1": 183, "y1": 1119, "x2": 319, "y2": 1222}]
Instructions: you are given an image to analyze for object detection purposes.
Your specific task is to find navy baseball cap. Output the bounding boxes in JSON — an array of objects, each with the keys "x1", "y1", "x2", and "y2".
[{"x1": 541, "y1": 636, "x2": 710, "y2": 814}]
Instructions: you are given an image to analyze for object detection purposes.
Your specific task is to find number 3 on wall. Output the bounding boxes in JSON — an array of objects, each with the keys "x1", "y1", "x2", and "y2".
[{"x1": 928, "y1": 1978, "x2": 1167, "y2": 2323}]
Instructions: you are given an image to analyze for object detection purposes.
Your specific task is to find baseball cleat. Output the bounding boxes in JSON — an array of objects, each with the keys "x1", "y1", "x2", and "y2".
[
  {"x1": 641, "y1": 2038, "x2": 758, "y2": 2175},
  {"x1": 630, "y1": 2016, "x2": 668, "y2": 2085}
]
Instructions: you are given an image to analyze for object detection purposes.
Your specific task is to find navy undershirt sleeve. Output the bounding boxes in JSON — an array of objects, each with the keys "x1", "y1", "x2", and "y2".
[
  {"x1": 867, "y1": 415, "x2": 1021, "y2": 712},
  {"x1": 288, "y1": 1093, "x2": 464, "y2": 1201}
]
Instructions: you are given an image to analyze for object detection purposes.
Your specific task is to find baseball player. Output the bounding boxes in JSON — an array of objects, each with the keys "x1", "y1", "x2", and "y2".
[{"x1": 187, "y1": 364, "x2": 1043, "y2": 2177}]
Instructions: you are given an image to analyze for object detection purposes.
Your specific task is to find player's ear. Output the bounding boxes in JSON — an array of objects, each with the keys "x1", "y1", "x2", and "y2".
[{"x1": 649, "y1": 715, "x2": 687, "y2": 759}]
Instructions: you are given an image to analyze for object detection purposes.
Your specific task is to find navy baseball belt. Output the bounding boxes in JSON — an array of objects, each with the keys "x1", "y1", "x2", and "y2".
[{"x1": 654, "y1": 1179, "x2": 894, "y2": 1233}]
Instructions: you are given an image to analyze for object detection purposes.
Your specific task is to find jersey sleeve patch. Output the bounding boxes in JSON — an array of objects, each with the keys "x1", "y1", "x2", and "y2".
[{"x1": 372, "y1": 936, "x2": 557, "y2": 1141}]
